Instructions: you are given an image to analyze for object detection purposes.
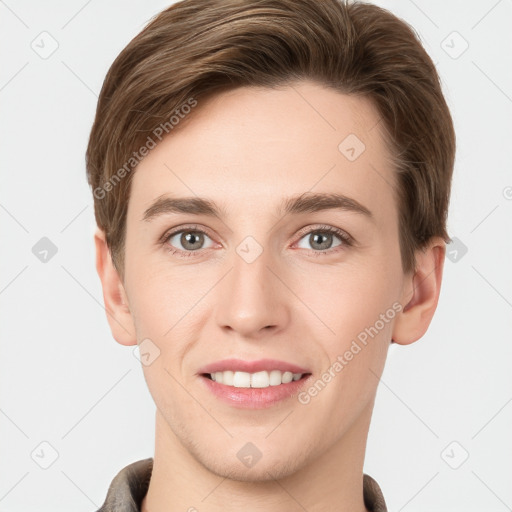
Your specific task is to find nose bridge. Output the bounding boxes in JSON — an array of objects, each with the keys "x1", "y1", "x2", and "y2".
[{"x1": 214, "y1": 236, "x2": 287, "y2": 336}]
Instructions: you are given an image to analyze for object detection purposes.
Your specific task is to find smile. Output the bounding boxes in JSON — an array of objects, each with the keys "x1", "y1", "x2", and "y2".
[{"x1": 204, "y1": 370, "x2": 306, "y2": 388}]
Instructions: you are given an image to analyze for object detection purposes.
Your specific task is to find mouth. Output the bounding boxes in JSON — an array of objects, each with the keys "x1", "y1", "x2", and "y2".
[
  {"x1": 200, "y1": 370, "x2": 312, "y2": 389},
  {"x1": 197, "y1": 358, "x2": 313, "y2": 408},
  {"x1": 198, "y1": 370, "x2": 313, "y2": 409}
]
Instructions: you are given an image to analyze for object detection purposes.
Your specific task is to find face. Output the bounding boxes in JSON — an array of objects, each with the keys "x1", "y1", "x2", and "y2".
[{"x1": 121, "y1": 80, "x2": 408, "y2": 481}]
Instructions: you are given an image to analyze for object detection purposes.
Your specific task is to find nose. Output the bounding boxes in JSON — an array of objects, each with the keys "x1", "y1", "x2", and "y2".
[{"x1": 214, "y1": 242, "x2": 289, "y2": 338}]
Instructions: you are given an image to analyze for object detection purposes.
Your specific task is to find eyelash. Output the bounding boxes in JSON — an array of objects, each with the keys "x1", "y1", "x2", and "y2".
[{"x1": 160, "y1": 224, "x2": 353, "y2": 258}]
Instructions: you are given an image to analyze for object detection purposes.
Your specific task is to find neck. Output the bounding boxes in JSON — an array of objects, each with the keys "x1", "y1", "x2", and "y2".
[{"x1": 141, "y1": 403, "x2": 373, "y2": 512}]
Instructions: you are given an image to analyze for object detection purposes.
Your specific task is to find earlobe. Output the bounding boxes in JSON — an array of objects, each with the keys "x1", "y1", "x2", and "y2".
[
  {"x1": 392, "y1": 237, "x2": 446, "y2": 345},
  {"x1": 94, "y1": 227, "x2": 137, "y2": 346}
]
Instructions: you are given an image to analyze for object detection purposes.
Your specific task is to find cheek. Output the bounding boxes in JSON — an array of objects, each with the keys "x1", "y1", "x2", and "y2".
[
  {"x1": 294, "y1": 257, "x2": 399, "y2": 342},
  {"x1": 126, "y1": 262, "x2": 211, "y2": 383},
  {"x1": 127, "y1": 260, "x2": 201, "y2": 332},
  {"x1": 291, "y1": 257, "x2": 398, "y2": 407},
  {"x1": 127, "y1": 266, "x2": 203, "y2": 411},
  {"x1": 295, "y1": 269, "x2": 394, "y2": 426}
]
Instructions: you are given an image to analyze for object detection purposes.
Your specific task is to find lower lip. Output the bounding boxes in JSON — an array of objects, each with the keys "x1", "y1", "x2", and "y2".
[{"x1": 200, "y1": 374, "x2": 312, "y2": 409}]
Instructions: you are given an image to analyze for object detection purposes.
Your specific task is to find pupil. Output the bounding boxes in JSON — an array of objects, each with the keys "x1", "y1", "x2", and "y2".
[
  {"x1": 182, "y1": 232, "x2": 203, "y2": 250},
  {"x1": 312, "y1": 233, "x2": 330, "y2": 250}
]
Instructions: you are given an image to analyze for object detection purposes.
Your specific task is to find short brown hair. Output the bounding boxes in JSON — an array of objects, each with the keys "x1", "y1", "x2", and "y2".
[{"x1": 86, "y1": 0, "x2": 455, "y2": 279}]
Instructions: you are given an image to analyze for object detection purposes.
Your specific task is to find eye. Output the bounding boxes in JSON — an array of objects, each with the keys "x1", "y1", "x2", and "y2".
[
  {"x1": 163, "y1": 226, "x2": 215, "y2": 254},
  {"x1": 295, "y1": 225, "x2": 353, "y2": 254},
  {"x1": 161, "y1": 223, "x2": 353, "y2": 258}
]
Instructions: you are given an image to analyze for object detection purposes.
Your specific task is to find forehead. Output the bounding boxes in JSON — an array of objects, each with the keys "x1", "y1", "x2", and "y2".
[{"x1": 128, "y1": 80, "x2": 397, "y2": 223}]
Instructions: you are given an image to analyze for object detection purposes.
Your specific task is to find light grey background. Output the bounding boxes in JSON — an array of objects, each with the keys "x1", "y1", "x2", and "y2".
[{"x1": 1, "y1": 1, "x2": 511, "y2": 510}]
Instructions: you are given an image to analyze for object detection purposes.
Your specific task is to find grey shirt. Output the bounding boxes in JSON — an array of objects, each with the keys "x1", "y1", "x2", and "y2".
[{"x1": 96, "y1": 458, "x2": 388, "y2": 512}]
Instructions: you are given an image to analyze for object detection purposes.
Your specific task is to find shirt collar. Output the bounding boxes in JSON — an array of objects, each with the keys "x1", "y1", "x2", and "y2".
[{"x1": 96, "y1": 458, "x2": 387, "y2": 512}]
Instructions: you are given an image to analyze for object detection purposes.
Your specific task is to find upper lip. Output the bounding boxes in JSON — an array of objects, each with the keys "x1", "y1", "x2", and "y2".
[{"x1": 198, "y1": 358, "x2": 310, "y2": 375}]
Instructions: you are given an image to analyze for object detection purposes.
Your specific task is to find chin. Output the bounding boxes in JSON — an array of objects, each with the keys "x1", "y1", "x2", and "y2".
[
  {"x1": 193, "y1": 443, "x2": 305, "y2": 482},
  {"x1": 204, "y1": 454, "x2": 304, "y2": 483}
]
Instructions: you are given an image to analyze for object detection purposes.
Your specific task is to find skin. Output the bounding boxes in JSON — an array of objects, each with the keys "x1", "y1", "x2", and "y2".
[{"x1": 95, "y1": 80, "x2": 445, "y2": 512}]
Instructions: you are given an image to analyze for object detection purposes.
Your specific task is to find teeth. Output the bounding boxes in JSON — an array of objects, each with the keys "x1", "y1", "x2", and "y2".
[{"x1": 210, "y1": 370, "x2": 304, "y2": 388}]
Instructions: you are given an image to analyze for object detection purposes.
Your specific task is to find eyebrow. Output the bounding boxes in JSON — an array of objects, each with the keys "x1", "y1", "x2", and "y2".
[{"x1": 142, "y1": 192, "x2": 373, "y2": 222}]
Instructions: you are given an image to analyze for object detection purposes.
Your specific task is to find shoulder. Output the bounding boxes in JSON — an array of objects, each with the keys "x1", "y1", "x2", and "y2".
[
  {"x1": 363, "y1": 473, "x2": 388, "y2": 512},
  {"x1": 95, "y1": 458, "x2": 153, "y2": 512}
]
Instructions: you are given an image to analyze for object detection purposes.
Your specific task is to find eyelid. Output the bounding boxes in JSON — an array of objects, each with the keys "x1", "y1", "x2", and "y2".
[
  {"x1": 293, "y1": 224, "x2": 354, "y2": 247},
  {"x1": 160, "y1": 223, "x2": 214, "y2": 243}
]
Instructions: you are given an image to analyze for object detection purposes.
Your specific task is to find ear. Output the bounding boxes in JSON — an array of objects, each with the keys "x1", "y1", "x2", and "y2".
[
  {"x1": 392, "y1": 237, "x2": 446, "y2": 345},
  {"x1": 94, "y1": 227, "x2": 137, "y2": 346}
]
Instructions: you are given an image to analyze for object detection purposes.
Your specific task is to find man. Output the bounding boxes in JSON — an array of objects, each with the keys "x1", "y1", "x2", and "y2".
[{"x1": 86, "y1": 0, "x2": 455, "y2": 510}]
